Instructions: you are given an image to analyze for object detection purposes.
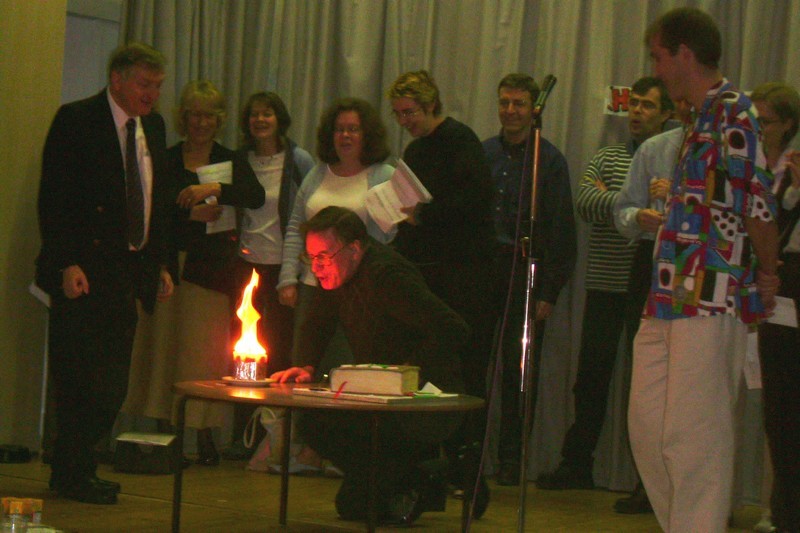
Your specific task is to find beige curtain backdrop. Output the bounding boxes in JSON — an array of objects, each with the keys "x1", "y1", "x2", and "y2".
[{"x1": 122, "y1": 0, "x2": 800, "y2": 495}]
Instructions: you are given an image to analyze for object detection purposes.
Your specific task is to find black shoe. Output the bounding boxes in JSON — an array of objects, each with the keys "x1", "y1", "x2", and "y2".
[
  {"x1": 614, "y1": 483, "x2": 653, "y2": 514},
  {"x1": 496, "y1": 462, "x2": 520, "y2": 486},
  {"x1": 196, "y1": 429, "x2": 219, "y2": 466},
  {"x1": 382, "y1": 489, "x2": 423, "y2": 527},
  {"x1": 221, "y1": 442, "x2": 254, "y2": 461},
  {"x1": 50, "y1": 474, "x2": 120, "y2": 493},
  {"x1": 92, "y1": 476, "x2": 121, "y2": 492},
  {"x1": 447, "y1": 443, "x2": 490, "y2": 518},
  {"x1": 470, "y1": 476, "x2": 490, "y2": 519},
  {"x1": 535, "y1": 463, "x2": 594, "y2": 490},
  {"x1": 57, "y1": 477, "x2": 118, "y2": 504},
  {"x1": 455, "y1": 477, "x2": 491, "y2": 517},
  {"x1": 335, "y1": 474, "x2": 367, "y2": 521}
]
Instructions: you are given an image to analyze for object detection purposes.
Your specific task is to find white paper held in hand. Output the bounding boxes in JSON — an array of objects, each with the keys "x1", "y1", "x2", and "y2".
[
  {"x1": 365, "y1": 158, "x2": 432, "y2": 233},
  {"x1": 196, "y1": 160, "x2": 235, "y2": 234}
]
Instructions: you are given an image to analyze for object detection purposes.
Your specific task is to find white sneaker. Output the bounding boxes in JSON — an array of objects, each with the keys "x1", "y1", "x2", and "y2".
[
  {"x1": 754, "y1": 515, "x2": 776, "y2": 533},
  {"x1": 267, "y1": 456, "x2": 322, "y2": 476}
]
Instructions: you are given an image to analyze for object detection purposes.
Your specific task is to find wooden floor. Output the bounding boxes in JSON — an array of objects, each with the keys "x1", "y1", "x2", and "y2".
[{"x1": 0, "y1": 458, "x2": 764, "y2": 532}]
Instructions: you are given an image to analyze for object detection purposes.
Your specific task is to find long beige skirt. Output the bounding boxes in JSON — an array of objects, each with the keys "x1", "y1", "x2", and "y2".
[{"x1": 122, "y1": 255, "x2": 233, "y2": 429}]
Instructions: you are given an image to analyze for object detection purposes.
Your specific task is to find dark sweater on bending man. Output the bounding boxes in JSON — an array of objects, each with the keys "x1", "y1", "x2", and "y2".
[{"x1": 293, "y1": 238, "x2": 468, "y2": 393}]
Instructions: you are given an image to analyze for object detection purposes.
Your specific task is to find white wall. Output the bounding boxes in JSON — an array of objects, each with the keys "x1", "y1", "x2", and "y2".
[{"x1": 0, "y1": 0, "x2": 121, "y2": 450}]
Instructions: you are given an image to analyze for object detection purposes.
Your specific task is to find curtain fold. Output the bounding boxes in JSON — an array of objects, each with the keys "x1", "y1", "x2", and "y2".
[{"x1": 122, "y1": 0, "x2": 800, "y2": 496}]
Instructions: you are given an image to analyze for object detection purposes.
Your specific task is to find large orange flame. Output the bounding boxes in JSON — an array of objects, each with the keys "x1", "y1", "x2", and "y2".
[{"x1": 233, "y1": 269, "x2": 267, "y2": 362}]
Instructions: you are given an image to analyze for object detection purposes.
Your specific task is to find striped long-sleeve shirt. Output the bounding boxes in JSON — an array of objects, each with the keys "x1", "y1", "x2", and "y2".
[{"x1": 576, "y1": 140, "x2": 638, "y2": 292}]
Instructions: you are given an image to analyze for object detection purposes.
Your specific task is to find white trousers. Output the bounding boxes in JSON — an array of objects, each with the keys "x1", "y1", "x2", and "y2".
[{"x1": 629, "y1": 315, "x2": 747, "y2": 533}]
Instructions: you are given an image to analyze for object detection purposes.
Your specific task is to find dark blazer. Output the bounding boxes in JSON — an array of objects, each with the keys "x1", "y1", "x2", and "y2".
[{"x1": 36, "y1": 89, "x2": 170, "y2": 313}]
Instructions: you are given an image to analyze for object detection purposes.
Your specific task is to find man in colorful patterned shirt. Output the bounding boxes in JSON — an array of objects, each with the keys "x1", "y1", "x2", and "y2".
[{"x1": 630, "y1": 8, "x2": 780, "y2": 532}]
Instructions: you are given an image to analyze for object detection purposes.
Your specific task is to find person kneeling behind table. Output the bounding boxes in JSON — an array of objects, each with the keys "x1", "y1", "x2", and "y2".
[{"x1": 272, "y1": 206, "x2": 471, "y2": 526}]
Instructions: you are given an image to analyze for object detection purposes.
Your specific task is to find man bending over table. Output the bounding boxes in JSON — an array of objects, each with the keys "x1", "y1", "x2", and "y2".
[{"x1": 272, "y1": 206, "x2": 470, "y2": 526}]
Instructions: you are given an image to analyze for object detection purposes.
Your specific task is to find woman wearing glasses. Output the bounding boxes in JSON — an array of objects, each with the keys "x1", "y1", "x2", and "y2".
[
  {"x1": 277, "y1": 98, "x2": 395, "y2": 363},
  {"x1": 387, "y1": 70, "x2": 495, "y2": 517}
]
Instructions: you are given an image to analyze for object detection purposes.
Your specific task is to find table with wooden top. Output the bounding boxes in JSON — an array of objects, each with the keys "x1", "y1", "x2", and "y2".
[{"x1": 171, "y1": 380, "x2": 484, "y2": 533}]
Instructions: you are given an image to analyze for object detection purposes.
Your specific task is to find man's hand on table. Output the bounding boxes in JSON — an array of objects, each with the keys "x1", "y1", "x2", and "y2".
[{"x1": 271, "y1": 366, "x2": 314, "y2": 383}]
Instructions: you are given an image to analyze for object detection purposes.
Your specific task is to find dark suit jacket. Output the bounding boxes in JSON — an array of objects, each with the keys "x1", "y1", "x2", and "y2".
[{"x1": 36, "y1": 89, "x2": 169, "y2": 313}]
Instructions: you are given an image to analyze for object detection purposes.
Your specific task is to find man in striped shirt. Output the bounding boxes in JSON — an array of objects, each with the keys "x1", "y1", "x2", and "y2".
[{"x1": 536, "y1": 77, "x2": 672, "y2": 492}]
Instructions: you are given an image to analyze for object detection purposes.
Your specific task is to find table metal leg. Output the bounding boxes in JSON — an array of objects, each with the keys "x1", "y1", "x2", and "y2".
[
  {"x1": 367, "y1": 413, "x2": 379, "y2": 533},
  {"x1": 172, "y1": 395, "x2": 188, "y2": 533},
  {"x1": 279, "y1": 408, "x2": 292, "y2": 525}
]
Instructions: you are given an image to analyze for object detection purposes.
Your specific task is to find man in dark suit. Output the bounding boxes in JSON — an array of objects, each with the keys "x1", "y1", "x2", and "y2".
[{"x1": 36, "y1": 42, "x2": 173, "y2": 504}]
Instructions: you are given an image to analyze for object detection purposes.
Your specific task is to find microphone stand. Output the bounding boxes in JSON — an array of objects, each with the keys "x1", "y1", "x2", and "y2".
[{"x1": 517, "y1": 75, "x2": 556, "y2": 533}]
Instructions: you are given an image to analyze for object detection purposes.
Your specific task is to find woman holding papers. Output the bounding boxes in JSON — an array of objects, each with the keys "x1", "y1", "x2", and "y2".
[
  {"x1": 122, "y1": 80, "x2": 263, "y2": 466},
  {"x1": 752, "y1": 82, "x2": 800, "y2": 533},
  {"x1": 278, "y1": 98, "x2": 395, "y2": 309},
  {"x1": 388, "y1": 70, "x2": 496, "y2": 517},
  {"x1": 277, "y1": 98, "x2": 395, "y2": 329}
]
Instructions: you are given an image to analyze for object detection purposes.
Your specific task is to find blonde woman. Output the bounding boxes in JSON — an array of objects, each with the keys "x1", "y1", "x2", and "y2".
[{"x1": 122, "y1": 80, "x2": 264, "y2": 466}]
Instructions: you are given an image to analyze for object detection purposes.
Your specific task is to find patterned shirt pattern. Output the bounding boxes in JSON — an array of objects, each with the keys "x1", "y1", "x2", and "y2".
[{"x1": 646, "y1": 79, "x2": 775, "y2": 324}]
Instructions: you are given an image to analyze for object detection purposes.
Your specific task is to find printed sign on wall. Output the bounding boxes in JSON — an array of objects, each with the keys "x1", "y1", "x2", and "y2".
[{"x1": 605, "y1": 85, "x2": 631, "y2": 115}]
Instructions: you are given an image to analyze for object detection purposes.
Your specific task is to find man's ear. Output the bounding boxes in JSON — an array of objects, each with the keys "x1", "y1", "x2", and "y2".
[
  {"x1": 677, "y1": 43, "x2": 693, "y2": 62},
  {"x1": 350, "y1": 239, "x2": 366, "y2": 261},
  {"x1": 109, "y1": 69, "x2": 122, "y2": 92}
]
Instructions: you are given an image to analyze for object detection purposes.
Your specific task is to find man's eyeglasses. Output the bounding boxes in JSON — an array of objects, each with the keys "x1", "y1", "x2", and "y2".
[
  {"x1": 300, "y1": 244, "x2": 347, "y2": 267},
  {"x1": 498, "y1": 99, "x2": 529, "y2": 109},
  {"x1": 392, "y1": 107, "x2": 422, "y2": 120}
]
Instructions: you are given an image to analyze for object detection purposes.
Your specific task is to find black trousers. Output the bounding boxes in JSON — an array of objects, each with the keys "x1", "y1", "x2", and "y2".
[
  {"x1": 48, "y1": 281, "x2": 138, "y2": 485},
  {"x1": 415, "y1": 259, "x2": 497, "y2": 455},
  {"x1": 298, "y1": 410, "x2": 462, "y2": 517},
  {"x1": 495, "y1": 251, "x2": 545, "y2": 465},
  {"x1": 759, "y1": 253, "x2": 800, "y2": 531},
  {"x1": 561, "y1": 240, "x2": 653, "y2": 469}
]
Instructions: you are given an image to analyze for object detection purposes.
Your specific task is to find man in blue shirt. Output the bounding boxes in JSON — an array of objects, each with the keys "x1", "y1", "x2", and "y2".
[{"x1": 483, "y1": 73, "x2": 576, "y2": 486}]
